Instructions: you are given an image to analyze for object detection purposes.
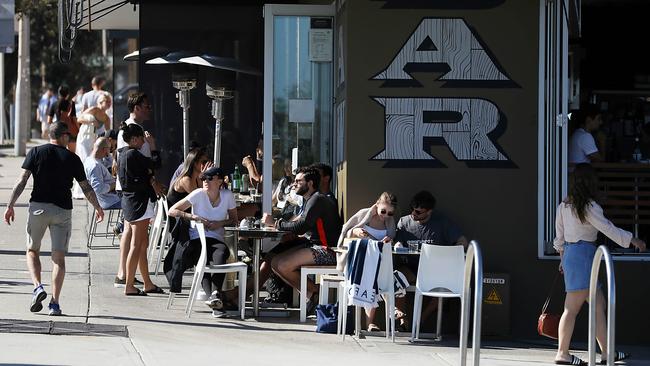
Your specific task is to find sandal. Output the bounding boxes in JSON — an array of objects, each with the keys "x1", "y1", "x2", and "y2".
[
  {"x1": 554, "y1": 355, "x2": 586, "y2": 365},
  {"x1": 598, "y1": 351, "x2": 630, "y2": 365},
  {"x1": 125, "y1": 289, "x2": 147, "y2": 296},
  {"x1": 367, "y1": 323, "x2": 380, "y2": 332},
  {"x1": 144, "y1": 285, "x2": 165, "y2": 294},
  {"x1": 394, "y1": 309, "x2": 409, "y2": 332}
]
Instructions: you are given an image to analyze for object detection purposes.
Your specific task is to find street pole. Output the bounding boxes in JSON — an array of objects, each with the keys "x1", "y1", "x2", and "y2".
[{"x1": 14, "y1": 14, "x2": 29, "y2": 156}]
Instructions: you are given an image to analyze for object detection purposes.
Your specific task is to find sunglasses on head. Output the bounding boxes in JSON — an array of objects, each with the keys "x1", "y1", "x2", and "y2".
[{"x1": 379, "y1": 209, "x2": 394, "y2": 216}]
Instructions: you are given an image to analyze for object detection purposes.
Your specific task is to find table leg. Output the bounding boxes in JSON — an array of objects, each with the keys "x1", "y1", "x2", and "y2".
[{"x1": 253, "y1": 238, "x2": 261, "y2": 317}]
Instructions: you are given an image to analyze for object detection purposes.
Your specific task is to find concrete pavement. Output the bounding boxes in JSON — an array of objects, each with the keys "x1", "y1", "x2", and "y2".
[{"x1": 1, "y1": 140, "x2": 648, "y2": 366}]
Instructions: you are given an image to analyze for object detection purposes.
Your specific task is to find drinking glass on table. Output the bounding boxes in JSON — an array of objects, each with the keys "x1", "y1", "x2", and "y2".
[{"x1": 407, "y1": 240, "x2": 419, "y2": 253}]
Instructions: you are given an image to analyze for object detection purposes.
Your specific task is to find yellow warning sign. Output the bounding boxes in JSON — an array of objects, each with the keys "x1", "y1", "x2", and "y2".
[{"x1": 485, "y1": 287, "x2": 502, "y2": 305}]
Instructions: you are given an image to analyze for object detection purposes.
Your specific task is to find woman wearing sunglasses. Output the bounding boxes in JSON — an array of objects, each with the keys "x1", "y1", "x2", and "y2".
[
  {"x1": 336, "y1": 192, "x2": 398, "y2": 332},
  {"x1": 168, "y1": 167, "x2": 238, "y2": 316}
]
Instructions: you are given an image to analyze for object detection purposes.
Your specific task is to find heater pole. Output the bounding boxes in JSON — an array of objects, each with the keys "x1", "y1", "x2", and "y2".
[{"x1": 206, "y1": 85, "x2": 233, "y2": 168}]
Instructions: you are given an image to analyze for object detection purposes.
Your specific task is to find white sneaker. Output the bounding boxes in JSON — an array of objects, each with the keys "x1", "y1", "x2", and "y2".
[{"x1": 196, "y1": 289, "x2": 208, "y2": 301}]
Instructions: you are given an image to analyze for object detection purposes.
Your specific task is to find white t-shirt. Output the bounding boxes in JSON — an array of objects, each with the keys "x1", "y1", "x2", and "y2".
[
  {"x1": 115, "y1": 117, "x2": 151, "y2": 191},
  {"x1": 186, "y1": 188, "x2": 236, "y2": 242},
  {"x1": 568, "y1": 128, "x2": 599, "y2": 164},
  {"x1": 81, "y1": 90, "x2": 102, "y2": 110}
]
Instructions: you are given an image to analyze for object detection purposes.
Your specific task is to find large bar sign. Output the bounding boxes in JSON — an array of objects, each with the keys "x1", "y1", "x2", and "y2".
[{"x1": 372, "y1": 17, "x2": 517, "y2": 166}]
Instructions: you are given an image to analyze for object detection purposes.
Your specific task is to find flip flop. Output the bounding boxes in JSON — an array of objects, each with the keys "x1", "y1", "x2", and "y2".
[
  {"x1": 554, "y1": 355, "x2": 586, "y2": 365},
  {"x1": 598, "y1": 351, "x2": 630, "y2": 365},
  {"x1": 125, "y1": 289, "x2": 147, "y2": 296},
  {"x1": 144, "y1": 285, "x2": 165, "y2": 294},
  {"x1": 367, "y1": 323, "x2": 381, "y2": 332}
]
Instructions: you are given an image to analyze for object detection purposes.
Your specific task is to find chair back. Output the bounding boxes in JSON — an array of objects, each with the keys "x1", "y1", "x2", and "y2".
[
  {"x1": 416, "y1": 244, "x2": 465, "y2": 295},
  {"x1": 343, "y1": 238, "x2": 393, "y2": 294},
  {"x1": 160, "y1": 198, "x2": 171, "y2": 246},
  {"x1": 148, "y1": 198, "x2": 166, "y2": 248},
  {"x1": 376, "y1": 241, "x2": 394, "y2": 294},
  {"x1": 193, "y1": 222, "x2": 209, "y2": 269}
]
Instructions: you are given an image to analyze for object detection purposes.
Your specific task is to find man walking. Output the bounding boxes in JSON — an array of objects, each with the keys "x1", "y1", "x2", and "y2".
[{"x1": 3, "y1": 122, "x2": 104, "y2": 316}]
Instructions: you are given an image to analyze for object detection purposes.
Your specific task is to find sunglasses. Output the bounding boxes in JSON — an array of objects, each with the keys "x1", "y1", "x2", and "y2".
[
  {"x1": 379, "y1": 209, "x2": 394, "y2": 216},
  {"x1": 411, "y1": 208, "x2": 426, "y2": 216}
]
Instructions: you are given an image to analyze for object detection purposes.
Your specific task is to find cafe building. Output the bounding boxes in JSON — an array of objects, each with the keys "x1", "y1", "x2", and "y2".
[{"x1": 90, "y1": 0, "x2": 649, "y2": 343}]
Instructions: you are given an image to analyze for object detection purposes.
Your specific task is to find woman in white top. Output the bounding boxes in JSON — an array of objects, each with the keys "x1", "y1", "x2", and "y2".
[
  {"x1": 73, "y1": 92, "x2": 112, "y2": 198},
  {"x1": 553, "y1": 163, "x2": 645, "y2": 366},
  {"x1": 337, "y1": 192, "x2": 397, "y2": 332},
  {"x1": 168, "y1": 167, "x2": 238, "y2": 314}
]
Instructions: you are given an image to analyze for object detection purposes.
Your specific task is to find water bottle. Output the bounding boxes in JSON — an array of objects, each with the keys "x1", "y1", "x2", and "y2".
[
  {"x1": 241, "y1": 173, "x2": 249, "y2": 193},
  {"x1": 633, "y1": 137, "x2": 642, "y2": 162},
  {"x1": 232, "y1": 164, "x2": 241, "y2": 193}
]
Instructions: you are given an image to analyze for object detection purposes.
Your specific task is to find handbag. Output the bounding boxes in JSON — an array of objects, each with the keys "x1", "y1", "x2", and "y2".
[
  {"x1": 537, "y1": 272, "x2": 561, "y2": 339},
  {"x1": 315, "y1": 303, "x2": 353, "y2": 334}
]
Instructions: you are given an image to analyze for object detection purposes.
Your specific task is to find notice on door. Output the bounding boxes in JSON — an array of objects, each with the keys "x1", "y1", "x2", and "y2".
[{"x1": 309, "y1": 17, "x2": 333, "y2": 62}]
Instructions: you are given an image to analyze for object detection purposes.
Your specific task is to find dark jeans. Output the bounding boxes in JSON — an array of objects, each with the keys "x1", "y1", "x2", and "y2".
[{"x1": 189, "y1": 237, "x2": 230, "y2": 295}]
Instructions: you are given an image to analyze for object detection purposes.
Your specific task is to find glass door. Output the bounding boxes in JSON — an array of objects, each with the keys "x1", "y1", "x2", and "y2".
[{"x1": 263, "y1": 4, "x2": 335, "y2": 214}]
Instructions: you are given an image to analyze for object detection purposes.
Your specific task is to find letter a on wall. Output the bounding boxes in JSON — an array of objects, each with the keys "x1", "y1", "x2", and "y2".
[{"x1": 372, "y1": 18, "x2": 512, "y2": 87}]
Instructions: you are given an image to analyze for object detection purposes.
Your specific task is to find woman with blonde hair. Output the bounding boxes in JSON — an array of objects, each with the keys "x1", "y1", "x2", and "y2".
[
  {"x1": 553, "y1": 163, "x2": 645, "y2": 365},
  {"x1": 337, "y1": 191, "x2": 397, "y2": 332},
  {"x1": 73, "y1": 92, "x2": 112, "y2": 198}
]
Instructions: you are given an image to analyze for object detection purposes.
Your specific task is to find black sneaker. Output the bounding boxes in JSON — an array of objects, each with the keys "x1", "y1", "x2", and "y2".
[
  {"x1": 205, "y1": 292, "x2": 223, "y2": 310},
  {"x1": 114, "y1": 277, "x2": 144, "y2": 288},
  {"x1": 30, "y1": 285, "x2": 47, "y2": 313}
]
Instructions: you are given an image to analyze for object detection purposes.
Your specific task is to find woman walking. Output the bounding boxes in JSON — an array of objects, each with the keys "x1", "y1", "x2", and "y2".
[
  {"x1": 553, "y1": 163, "x2": 646, "y2": 365},
  {"x1": 337, "y1": 192, "x2": 397, "y2": 332},
  {"x1": 117, "y1": 122, "x2": 165, "y2": 296}
]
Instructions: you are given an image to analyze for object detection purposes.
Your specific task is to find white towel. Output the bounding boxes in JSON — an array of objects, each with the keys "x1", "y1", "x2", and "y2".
[{"x1": 344, "y1": 238, "x2": 382, "y2": 308}]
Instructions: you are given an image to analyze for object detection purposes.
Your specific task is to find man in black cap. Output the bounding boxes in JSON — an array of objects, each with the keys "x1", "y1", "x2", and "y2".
[{"x1": 3, "y1": 122, "x2": 104, "y2": 316}]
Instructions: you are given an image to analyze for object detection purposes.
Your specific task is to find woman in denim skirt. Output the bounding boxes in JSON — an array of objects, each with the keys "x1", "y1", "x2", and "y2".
[{"x1": 553, "y1": 163, "x2": 646, "y2": 365}]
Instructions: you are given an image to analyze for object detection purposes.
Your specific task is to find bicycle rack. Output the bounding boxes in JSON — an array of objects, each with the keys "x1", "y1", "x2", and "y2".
[
  {"x1": 588, "y1": 245, "x2": 616, "y2": 366},
  {"x1": 459, "y1": 240, "x2": 484, "y2": 366}
]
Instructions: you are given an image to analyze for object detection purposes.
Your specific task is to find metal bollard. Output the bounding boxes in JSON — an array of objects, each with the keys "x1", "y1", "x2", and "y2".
[
  {"x1": 459, "y1": 240, "x2": 484, "y2": 366},
  {"x1": 588, "y1": 246, "x2": 616, "y2": 366}
]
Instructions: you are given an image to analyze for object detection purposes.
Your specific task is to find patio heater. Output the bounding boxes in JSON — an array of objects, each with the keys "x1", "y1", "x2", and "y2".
[
  {"x1": 206, "y1": 83, "x2": 233, "y2": 166},
  {"x1": 172, "y1": 73, "x2": 197, "y2": 157}
]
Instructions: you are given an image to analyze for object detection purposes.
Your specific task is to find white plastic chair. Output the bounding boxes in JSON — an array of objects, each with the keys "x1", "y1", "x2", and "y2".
[
  {"x1": 153, "y1": 198, "x2": 171, "y2": 275},
  {"x1": 338, "y1": 239, "x2": 395, "y2": 342},
  {"x1": 411, "y1": 244, "x2": 465, "y2": 341},
  {"x1": 299, "y1": 265, "x2": 341, "y2": 322},
  {"x1": 147, "y1": 197, "x2": 166, "y2": 263},
  {"x1": 183, "y1": 222, "x2": 247, "y2": 319}
]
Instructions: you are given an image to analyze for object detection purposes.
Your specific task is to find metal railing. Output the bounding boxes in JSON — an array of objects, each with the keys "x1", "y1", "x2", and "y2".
[
  {"x1": 588, "y1": 245, "x2": 616, "y2": 366},
  {"x1": 459, "y1": 240, "x2": 484, "y2": 366}
]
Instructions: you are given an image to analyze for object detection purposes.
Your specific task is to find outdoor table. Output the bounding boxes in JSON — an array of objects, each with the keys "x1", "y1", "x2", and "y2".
[{"x1": 225, "y1": 226, "x2": 287, "y2": 317}]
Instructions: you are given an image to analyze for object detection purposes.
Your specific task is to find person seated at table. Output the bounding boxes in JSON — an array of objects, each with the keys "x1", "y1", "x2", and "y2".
[
  {"x1": 169, "y1": 141, "x2": 203, "y2": 187},
  {"x1": 262, "y1": 166, "x2": 342, "y2": 310},
  {"x1": 309, "y1": 162, "x2": 336, "y2": 204},
  {"x1": 167, "y1": 167, "x2": 238, "y2": 317},
  {"x1": 393, "y1": 190, "x2": 468, "y2": 331},
  {"x1": 337, "y1": 192, "x2": 397, "y2": 332}
]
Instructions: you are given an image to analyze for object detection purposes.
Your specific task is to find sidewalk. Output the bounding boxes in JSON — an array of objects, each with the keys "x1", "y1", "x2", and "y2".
[{"x1": 1, "y1": 140, "x2": 648, "y2": 366}]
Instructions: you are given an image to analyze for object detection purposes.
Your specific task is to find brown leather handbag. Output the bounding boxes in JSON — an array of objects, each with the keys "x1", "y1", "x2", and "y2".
[{"x1": 537, "y1": 272, "x2": 561, "y2": 339}]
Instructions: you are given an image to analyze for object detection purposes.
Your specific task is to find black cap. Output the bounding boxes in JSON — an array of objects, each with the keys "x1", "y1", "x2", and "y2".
[{"x1": 200, "y1": 167, "x2": 224, "y2": 180}]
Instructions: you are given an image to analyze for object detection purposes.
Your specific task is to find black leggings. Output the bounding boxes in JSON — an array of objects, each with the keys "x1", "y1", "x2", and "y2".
[{"x1": 190, "y1": 237, "x2": 230, "y2": 295}]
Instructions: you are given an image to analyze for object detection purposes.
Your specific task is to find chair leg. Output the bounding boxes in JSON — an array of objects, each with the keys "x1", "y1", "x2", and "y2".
[
  {"x1": 299, "y1": 268, "x2": 307, "y2": 323},
  {"x1": 238, "y1": 268, "x2": 246, "y2": 320},
  {"x1": 354, "y1": 305, "x2": 361, "y2": 338},
  {"x1": 154, "y1": 232, "x2": 167, "y2": 276},
  {"x1": 186, "y1": 268, "x2": 202, "y2": 317},
  {"x1": 388, "y1": 295, "x2": 395, "y2": 342},
  {"x1": 319, "y1": 280, "x2": 327, "y2": 305},
  {"x1": 167, "y1": 292, "x2": 175, "y2": 309},
  {"x1": 436, "y1": 297, "x2": 444, "y2": 340},
  {"x1": 340, "y1": 283, "x2": 347, "y2": 340},
  {"x1": 87, "y1": 208, "x2": 96, "y2": 248},
  {"x1": 411, "y1": 293, "x2": 422, "y2": 341}
]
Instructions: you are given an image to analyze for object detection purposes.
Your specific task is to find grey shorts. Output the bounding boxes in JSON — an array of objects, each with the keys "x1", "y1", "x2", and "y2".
[{"x1": 26, "y1": 202, "x2": 72, "y2": 253}]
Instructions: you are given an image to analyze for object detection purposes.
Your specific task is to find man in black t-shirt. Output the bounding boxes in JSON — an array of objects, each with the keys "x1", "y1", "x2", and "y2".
[
  {"x1": 262, "y1": 167, "x2": 341, "y2": 307},
  {"x1": 3, "y1": 122, "x2": 104, "y2": 316}
]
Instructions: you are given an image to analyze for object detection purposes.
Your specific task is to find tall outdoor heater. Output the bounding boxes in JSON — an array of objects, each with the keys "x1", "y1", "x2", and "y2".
[
  {"x1": 172, "y1": 74, "x2": 197, "y2": 157},
  {"x1": 206, "y1": 84, "x2": 233, "y2": 166},
  {"x1": 145, "y1": 51, "x2": 197, "y2": 157},
  {"x1": 179, "y1": 54, "x2": 261, "y2": 167}
]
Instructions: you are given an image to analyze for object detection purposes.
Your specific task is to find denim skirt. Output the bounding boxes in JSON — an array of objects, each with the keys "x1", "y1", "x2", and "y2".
[{"x1": 563, "y1": 240, "x2": 597, "y2": 292}]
